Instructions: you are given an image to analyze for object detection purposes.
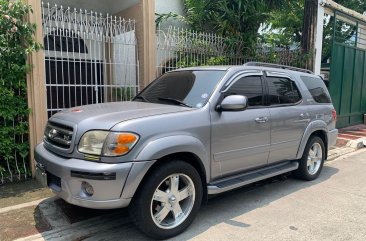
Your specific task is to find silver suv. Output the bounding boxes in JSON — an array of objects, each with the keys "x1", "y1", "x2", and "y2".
[{"x1": 35, "y1": 63, "x2": 338, "y2": 239}]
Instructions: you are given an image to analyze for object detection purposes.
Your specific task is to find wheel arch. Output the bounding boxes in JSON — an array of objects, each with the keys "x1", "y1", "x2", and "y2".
[
  {"x1": 297, "y1": 121, "x2": 328, "y2": 160},
  {"x1": 123, "y1": 135, "x2": 210, "y2": 203}
]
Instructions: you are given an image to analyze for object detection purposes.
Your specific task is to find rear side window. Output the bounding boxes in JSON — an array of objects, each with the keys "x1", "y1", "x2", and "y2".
[
  {"x1": 266, "y1": 77, "x2": 302, "y2": 105},
  {"x1": 226, "y1": 76, "x2": 264, "y2": 107},
  {"x1": 301, "y1": 76, "x2": 331, "y2": 103}
]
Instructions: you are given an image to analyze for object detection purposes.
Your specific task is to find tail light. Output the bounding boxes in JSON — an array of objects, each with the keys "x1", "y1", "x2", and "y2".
[{"x1": 331, "y1": 109, "x2": 337, "y2": 121}]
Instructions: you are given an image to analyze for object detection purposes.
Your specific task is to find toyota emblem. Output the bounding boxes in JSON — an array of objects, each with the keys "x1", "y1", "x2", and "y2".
[{"x1": 48, "y1": 129, "x2": 58, "y2": 139}]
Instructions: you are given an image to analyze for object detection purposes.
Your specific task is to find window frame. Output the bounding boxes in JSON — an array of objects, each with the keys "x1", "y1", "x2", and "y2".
[
  {"x1": 264, "y1": 71, "x2": 303, "y2": 107},
  {"x1": 220, "y1": 71, "x2": 266, "y2": 109}
]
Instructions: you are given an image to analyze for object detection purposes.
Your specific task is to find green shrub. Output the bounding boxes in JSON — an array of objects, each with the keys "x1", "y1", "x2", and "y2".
[{"x1": 0, "y1": 0, "x2": 40, "y2": 184}]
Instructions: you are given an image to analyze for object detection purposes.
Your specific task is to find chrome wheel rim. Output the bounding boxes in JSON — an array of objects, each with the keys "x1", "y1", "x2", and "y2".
[
  {"x1": 150, "y1": 173, "x2": 195, "y2": 229},
  {"x1": 307, "y1": 142, "x2": 322, "y2": 175}
]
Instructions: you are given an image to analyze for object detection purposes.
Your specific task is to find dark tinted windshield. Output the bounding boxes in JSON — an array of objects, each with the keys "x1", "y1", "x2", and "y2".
[{"x1": 134, "y1": 70, "x2": 226, "y2": 108}]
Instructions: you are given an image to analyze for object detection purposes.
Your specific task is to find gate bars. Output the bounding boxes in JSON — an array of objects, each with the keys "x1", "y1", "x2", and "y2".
[
  {"x1": 155, "y1": 25, "x2": 307, "y2": 77},
  {"x1": 42, "y1": 2, "x2": 139, "y2": 118}
]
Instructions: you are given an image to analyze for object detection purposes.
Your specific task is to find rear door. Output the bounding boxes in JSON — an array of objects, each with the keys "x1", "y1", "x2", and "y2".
[
  {"x1": 265, "y1": 72, "x2": 310, "y2": 164},
  {"x1": 210, "y1": 72, "x2": 271, "y2": 177}
]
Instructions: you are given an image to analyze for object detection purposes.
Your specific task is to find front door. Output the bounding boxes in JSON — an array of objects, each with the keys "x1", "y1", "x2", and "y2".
[{"x1": 211, "y1": 74, "x2": 270, "y2": 177}]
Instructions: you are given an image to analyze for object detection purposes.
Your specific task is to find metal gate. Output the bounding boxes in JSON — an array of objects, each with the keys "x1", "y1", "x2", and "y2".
[
  {"x1": 42, "y1": 3, "x2": 139, "y2": 118},
  {"x1": 329, "y1": 11, "x2": 366, "y2": 128}
]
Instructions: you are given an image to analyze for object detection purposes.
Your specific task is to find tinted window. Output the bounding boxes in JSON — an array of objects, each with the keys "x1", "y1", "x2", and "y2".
[
  {"x1": 301, "y1": 76, "x2": 331, "y2": 103},
  {"x1": 267, "y1": 77, "x2": 301, "y2": 105},
  {"x1": 226, "y1": 76, "x2": 264, "y2": 107},
  {"x1": 134, "y1": 70, "x2": 226, "y2": 108}
]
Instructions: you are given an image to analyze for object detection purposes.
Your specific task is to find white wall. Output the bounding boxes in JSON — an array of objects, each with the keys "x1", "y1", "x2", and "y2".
[{"x1": 358, "y1": 24, "x2": 366, "y2": 50}]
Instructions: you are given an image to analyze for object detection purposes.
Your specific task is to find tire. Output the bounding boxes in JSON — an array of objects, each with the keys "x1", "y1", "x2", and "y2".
[
  {"x1": 129, "y1": 160, "x2": 203, "y2": 240},
  {"x1": 294, "y1": 136, "x2": 325, "y2": 181}
]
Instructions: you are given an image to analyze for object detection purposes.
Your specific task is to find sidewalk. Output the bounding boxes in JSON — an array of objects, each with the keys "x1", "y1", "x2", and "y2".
[{"x1": 328, "y1": 124, "x2": 366, "y2": 161}]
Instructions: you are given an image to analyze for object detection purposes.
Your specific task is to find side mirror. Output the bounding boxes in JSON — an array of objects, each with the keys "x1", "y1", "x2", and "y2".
[{"x1": 217, "y1": 95, "x2": 248, "y2": 112}]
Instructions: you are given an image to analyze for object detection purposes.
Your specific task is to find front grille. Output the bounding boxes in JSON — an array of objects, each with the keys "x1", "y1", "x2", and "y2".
[{"x1": 44, "y1": 121, "x2": 74, "y2": 149}]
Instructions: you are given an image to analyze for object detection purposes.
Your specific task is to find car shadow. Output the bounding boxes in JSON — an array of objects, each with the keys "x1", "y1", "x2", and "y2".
[{"x1": 33, "y1": 166, "x2": 338, "y2": 240}]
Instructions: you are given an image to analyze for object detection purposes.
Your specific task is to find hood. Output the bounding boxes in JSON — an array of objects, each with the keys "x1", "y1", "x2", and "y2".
[{"x1": 51, "y1": 101, "x2": 192, "y2": 130}]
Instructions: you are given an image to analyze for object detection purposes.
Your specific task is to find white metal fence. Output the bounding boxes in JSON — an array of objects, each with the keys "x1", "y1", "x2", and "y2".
[
  {"x1": 156, "y1": 26, "x2": 249, "y2": 76},
  {"x1": 42, "y1": 3, "x2": 139, "y2": 117},
  {"x1": 156, "y1": 26, "x2": 306, "y2": 77}
]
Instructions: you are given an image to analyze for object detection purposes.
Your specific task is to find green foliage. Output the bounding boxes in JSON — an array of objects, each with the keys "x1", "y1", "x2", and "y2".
[
  {"x1": 260, "y1": 1, "x2": 305, "y2": 46},
  {"x1": 156, "y1": 0, "x2": 286, "y2": 49},
  {"x1": 189, "y1": 0, "x2": 290, "y2": 48},
  {"x1": 0, "y1": 0, "x2": 41, "y2": 181},
  {"x1": 261, "y1": 0, "x2": 366, "y2": 61}
]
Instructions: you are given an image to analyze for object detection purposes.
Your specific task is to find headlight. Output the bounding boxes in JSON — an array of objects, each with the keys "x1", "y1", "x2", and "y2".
[
  {"x1": 78, "y1": 131, "x2": 139, "y2": 157},
  {"x1": 78, "y1": 131, "x2": 109, "y2": 155},
  {"x1": 102, "y1": 132, "x2": 139, "y2": 156}
]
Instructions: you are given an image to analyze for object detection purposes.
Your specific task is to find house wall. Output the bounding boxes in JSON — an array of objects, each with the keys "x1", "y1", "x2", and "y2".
[
  {"x1": 358, "y1": 24, "x2": 366, "y2": 50},
  {"x1": 115, "y1": 0, "x2": 156, "y2": 88},
  {"x1": 155, "y1": 0, "x2": 187, "y2": 29}
]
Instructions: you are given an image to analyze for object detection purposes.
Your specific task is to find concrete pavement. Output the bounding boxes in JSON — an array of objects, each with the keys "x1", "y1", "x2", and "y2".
[{"x1": 17, "y1": 149, "x2": 366, "y2": 241}]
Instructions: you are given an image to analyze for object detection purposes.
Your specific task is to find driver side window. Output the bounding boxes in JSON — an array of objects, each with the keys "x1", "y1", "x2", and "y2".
[{"x1": 225, "y1": 76, "x2": 264, "y2": 107}]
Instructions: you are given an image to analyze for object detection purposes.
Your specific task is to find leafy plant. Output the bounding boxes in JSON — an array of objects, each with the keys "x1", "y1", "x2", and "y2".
[
  {"x1": 261, "y1": 0, "x2": 366, "y2": 62},
  {"x1": 0, "y1": 0, "x2": 41, "y2": 184}
]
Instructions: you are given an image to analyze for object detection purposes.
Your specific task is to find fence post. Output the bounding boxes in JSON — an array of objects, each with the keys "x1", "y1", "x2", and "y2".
[
  {"x1": 26, "y1": 0, "x2": 48, "y2": 177},
  {"x1": 314, "y1": 0, "x2": 325, "y2": 75}
]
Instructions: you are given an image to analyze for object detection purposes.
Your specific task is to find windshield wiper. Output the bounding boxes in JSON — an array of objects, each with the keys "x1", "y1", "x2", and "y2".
[
  {"x1": 133, "y1": 95, "x2": 150, "y2": 103},
  {"x1": 158, "y1": 97, "x2": 192, "y2": 108}
]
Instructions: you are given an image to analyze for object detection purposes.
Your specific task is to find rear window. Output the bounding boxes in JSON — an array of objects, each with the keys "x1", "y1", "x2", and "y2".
[{"x1": 301, "y1": 76, "x2": 331, "y2": 103}]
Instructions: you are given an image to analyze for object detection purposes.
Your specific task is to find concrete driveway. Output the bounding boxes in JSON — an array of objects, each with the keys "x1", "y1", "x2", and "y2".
[{"x1": 21, "y1": 149, "x2": 366, "y2": 241}]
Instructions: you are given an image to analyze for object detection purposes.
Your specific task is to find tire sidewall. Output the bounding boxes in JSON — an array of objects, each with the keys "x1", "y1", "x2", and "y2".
[
  {"x1": 131, "y1": 160, "x2": 203, "y2": 239},
  {"x1": 298, "y1": 136, "x2": 325, "y2": 180}
]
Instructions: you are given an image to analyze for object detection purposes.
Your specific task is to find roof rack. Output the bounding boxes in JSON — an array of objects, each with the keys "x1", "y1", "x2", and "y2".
[{"x1": 244, "y1": 62, "x2": 313, "y2": 74}]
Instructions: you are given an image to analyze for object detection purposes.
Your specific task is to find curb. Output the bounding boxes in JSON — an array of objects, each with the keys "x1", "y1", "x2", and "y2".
[
  {"x1": 328, "y1": 136, "x2": 366, "y2": 161},
  {"x1": 345, "y1": 137, "x2": 366, "y2": 149},
  {"x1": 37, "y1": 197, "x2": 70, "y2": 228}
]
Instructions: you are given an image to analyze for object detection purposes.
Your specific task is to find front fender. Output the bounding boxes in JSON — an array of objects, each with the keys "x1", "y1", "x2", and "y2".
[
  {"x1": 296, "y1": 120, "x2": 328, "y2": 159},
  {"x1": 120, "y1": 136, "x2": 209, "y2": 200},
  {"x1": 135, "y1": 135, "x2": 209, "y2": 162}
]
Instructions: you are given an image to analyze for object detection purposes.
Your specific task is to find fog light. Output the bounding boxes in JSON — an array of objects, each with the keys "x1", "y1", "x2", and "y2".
[{"x1": 81, "y1": 181, "x2": 94, "y2": 196}]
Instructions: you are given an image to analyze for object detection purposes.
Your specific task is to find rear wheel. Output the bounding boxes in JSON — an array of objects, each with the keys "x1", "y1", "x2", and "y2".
[
  {"x1": 295, "y1": 136, "x2": 325, "y2": 181},
  {"x1": 129, "y1": 160, "x2": 202, "y2": 239}
]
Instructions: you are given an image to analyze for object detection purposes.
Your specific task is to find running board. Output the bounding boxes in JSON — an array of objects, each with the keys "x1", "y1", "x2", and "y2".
[{"x1": 207, "y1": 161, "x2": 299, "y2": 195}]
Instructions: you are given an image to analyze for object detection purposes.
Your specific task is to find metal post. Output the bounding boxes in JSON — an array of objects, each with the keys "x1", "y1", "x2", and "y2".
[{"x1": 314, "y1": 0, "x2": 325, "y2": 75}]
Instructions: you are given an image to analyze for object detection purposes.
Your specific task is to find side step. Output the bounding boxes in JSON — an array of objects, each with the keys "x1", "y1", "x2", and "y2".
[{"x1": 207, "y1": 161, "x2": 299, "y2": 195}]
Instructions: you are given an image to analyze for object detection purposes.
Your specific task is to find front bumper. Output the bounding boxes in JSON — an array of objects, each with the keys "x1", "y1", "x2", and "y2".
[{"x1": 35, "y1": 143, "x2": 151, "y2": 209}]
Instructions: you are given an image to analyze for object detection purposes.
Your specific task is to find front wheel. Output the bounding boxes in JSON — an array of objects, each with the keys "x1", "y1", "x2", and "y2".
[
  {"x1": 294, "y1": 136, "x2": 325, "y2": 181},
  {"x1": 129, "y1": 160, "x2": 203, "y2": 239}
]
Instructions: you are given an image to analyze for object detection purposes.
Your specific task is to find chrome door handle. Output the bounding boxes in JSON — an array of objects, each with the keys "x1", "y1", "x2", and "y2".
[{"x1": 255, "y1": 117, "x2": 268, "y2": 123}]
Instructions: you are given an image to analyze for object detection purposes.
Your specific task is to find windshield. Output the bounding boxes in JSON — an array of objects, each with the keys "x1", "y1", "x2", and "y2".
[{"x1": 133, "y1": 70, "x2": 226, "y2": 108}]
